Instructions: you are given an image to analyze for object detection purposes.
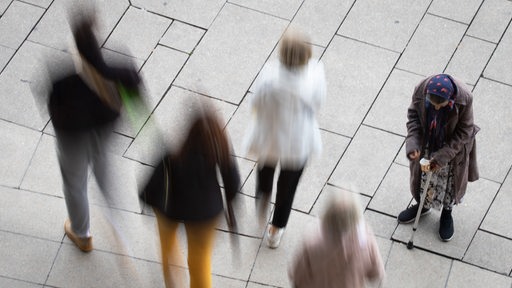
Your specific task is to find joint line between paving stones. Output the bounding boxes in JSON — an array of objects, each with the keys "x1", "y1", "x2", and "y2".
[
  {"x1": 444, "y1": 260, "x2": 455, "y2": 288},
  {"x1": 0, "y1": 275, "x2": 42, "y2": 287},
  {"x1": 43, "y1": 234, "x2": 65, "y2": 286},
  {"x1": 18, "y1": 132, "x2": 43, "y2": 189}
]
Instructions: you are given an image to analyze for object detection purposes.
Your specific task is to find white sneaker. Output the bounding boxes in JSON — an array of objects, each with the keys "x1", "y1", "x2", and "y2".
[{"x1": 266, "y1": 225, "x2": 285, "y2": 249}]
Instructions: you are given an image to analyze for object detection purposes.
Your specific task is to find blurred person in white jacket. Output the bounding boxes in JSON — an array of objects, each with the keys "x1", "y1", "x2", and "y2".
[{"x1": 244, "y1": 30, "x2": 326, "y2": 248}]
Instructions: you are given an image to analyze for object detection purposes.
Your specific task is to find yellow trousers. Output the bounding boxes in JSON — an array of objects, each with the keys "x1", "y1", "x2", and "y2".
[{"x1": 155, "y1": 210, "x2": 218, "y2": 288}]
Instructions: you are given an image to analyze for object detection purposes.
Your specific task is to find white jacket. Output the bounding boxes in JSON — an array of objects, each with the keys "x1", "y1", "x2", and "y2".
[{"x1": 244, "y1": 59, "x2": 326, "y2": 169}]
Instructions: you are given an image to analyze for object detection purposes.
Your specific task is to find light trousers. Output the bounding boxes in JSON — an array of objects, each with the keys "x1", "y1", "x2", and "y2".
[{"x1": 155, "y1": 210, "x2": 218, "y2": 288}]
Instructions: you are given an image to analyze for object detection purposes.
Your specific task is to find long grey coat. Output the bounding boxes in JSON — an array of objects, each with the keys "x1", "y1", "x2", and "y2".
[{"x1": 405, "y1": 75, "x2": 479, "y2": 204}]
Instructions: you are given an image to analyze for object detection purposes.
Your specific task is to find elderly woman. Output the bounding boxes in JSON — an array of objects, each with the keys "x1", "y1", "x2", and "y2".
[
  {"x1": 244, "y1": 30, "x2": 326, "y2": 248},
  {"x1": 289, "y1": 191, "x2": 384, "y2": 288},
  {"x1": 398, "y1": 74, "x2": 479, "y2": 241}
]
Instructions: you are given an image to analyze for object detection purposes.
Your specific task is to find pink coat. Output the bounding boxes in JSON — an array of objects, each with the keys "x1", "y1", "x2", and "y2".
[{"x1": 289, "y1": 222, "x2": 384, "y2": 288}]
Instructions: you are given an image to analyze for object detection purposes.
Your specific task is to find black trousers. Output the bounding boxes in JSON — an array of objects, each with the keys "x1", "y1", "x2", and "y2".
[{"x1": 256, "y1": 164, "x2": 304, "y2": 228}]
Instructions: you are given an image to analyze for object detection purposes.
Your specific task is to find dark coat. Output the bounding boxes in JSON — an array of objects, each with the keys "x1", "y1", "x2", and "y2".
[
  {"x1": 141, "y1": 152, "x2": 240, "y2": 222},
  {"x1": 406, "y1": 75, "x2": 479, "y2": 204}
]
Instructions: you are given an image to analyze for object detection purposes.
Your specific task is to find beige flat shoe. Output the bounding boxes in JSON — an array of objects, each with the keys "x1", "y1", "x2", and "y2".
[{"x1": 64, "y1": 219, "x2": 93, "y2": 252}]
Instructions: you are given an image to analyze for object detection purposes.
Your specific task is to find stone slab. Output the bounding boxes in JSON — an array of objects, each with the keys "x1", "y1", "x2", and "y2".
[
  {"x1": 464, "y1": 230, "x2": 512, "y2": 275},
  {"x1": 365, "y1": 210, "x2": 399, "y2": 240},
  {"x1": 289, "y1": 0, "x2": 353, "y2": 47},
  {"x1": 446, "y1": 260, "x2": 512, "y2": 287},
  {"x1": 28, "y1": 0, "x2": 129, "y2": 52},
  {"x1": 174, "y1": 3, "x2": 288, "y2": 104},
  {"x1": 46, "y1": 244, "x2": 164, "y2": 288},
  {"x1": 0, "y1": 231, "x2": 60, "y2": 284},
  {"x1": 397, "y1": 14, "x2": 467, "y2": 76},
  {"x1": 0, "y1": 45, "x2": 14, "y2": 73},
  {"x1": 102, "y1": 48, "x2": 145, "y2": 71},
  {"x1": 226, "y1": 93, "x2": 254, "y2": 159},
  {"x1": 445, "y1": 36, "x2": 495, "y2": 85},
  {"x1": 428, "y1": 0, "x2": 483, "y2": 24},
  {"x1": 338, "y1": 0, "x2": 430, "y2": 52},
  {"x1": 310, "y1": 185, "x2": 370, "y2": 217},
  {"x1": 250, "y1": 211, "x2": 317, "y2": 287},
  {"x1": 368, "y1": 163, "x2": 413, "y2": 218},
  {"x1": 159, "y1": 21, "x2": 205, "y2": 54},
  {"x1": 0, "y1": 120, "x2": 40, "y2": 188},
  {"x1": 481, "y1": 172, "x2": 512, "y2": 239},
  {"x1": 392, "y1": 178, "x2": 500, "y2": 259},
  {"x1": 105, "y1": 6, "x2": 171, "y2": 60},
  {"x1": 125, "y1": 86, "x2": 237, "y2": 165},
  {"x1": 19, "y1": 0, "x2": 51, "y2": 8},
  {"x1": 0, "y1": 186, "x2": 67, "y2": 242},
  {"x1": 0, "y1": 0, "x2": 10, "y2": 15},
  {"x1": 381, "y1": 241, "x2": 452, "y2": 288},
  {"x1": 319, "y1": 36, "x2": 400, "y2": 137},
  {"x1": 0, "y1": 277, "x2": 42, "y2": 288},
  {"x1": 329, "y1": 125, "x2": 404, "y2": 196},
  {"x1": 131, "y1": 0, "x2": 225, "y2": 29},
  {"x1": 0, "y1": 1, "x2": 44, "y2": 49},
  {"x1": 230, "y1": 0, "x2": 302, "y2": 20},
  {"x1": 467, "y1": 0, "x2": 512, "y2": 43},
  {"x1": 472, "y1": 78, "x2": 512, "y2": 182},
  {"x1": 364, "y1": 69, "x2": 425, "y2": 136},
  {"x1": 484, "y1": 25, "x2": 512, "y2": 85}
]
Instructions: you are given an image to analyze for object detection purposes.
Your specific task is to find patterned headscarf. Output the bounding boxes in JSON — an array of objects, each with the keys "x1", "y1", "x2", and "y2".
[{"x1": 425, "y1": 74, "x2": 457, "y2": 153}]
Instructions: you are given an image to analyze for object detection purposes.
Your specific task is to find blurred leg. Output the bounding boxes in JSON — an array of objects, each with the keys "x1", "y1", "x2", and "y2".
[
  {"x1": 155, "y1": 210, "x2": 182, "y2": 288},
  {"x1": 56, "y1": 130, "x2": 91, "y2": 237},
  {"x1": 256, "y1": 164, "x2": 275, "y2": 198},
  {"x1": 271, "y1": 167, "x2": 304, "y2": 228},
  {"x1": 90, "y1": 125, "x2": 115, "y2": 205},
  {"x1": 184, "y1": 218, "x2": 218, "y2": 288}
]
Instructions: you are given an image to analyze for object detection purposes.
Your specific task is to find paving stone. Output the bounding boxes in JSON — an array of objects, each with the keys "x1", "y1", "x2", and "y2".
[
  {"x1": 292, "y1": 130, "x2": 350, "y2": 213},
  {"x1": 392, "y1": 178, "x2": 499, "y2": 259},
  {"x1": 174, "y1": 3, "x2": 288, "y2": 105},
  {"x1": 395, "y1": 143, "x2": 410, "y2": 167},
  {"x1": 429, "y1": 0, "x2": 483, "y2": 24},
  {"x1": 397, "y1": 14, "x2": 467, "y2": 76},
  {"x1": 247, "y1": 282, "x2": 272, "y2": 288},
  {"x1": 0, "y1": 41, "x2": 70, "y2": 130},
  {"x1": 484, "y1": 25, "x2": 512, "y2": 85},
  {"x1": 311, "y1": 185, "x2": 370, "y2": 217},
  {"x1": 19, "y1": 0, "x2": 51, "y2": 8},
  {"x1": 28, "y1": 0, "x2": 129, "y2": 52},
  {"x1": 0, "y1": 0, "x2": 10, "y2": 15},
  {"x1": 472, "y1": 78, "x2": 512, "y2": 182},
  {"x1": 464, "y1": 230, "x2": 512, "y2": 275},
  {"x1": 364, "y1": 69, "x2": 425, "y2": 136},
  {"x1": 211, "y1": 231, "x2": 262, "y2": 281},
  {"x1": 131, "y1": 0, "x2": 225, "y2": 29},
  {"x1": 46, "y1": 244, "x2": 164, "y2": 288},
  {"x1": 230, "y1": 0, "x2": 302, "y2": 20},
  {"x1": 467, "y1": 0, "x2": 512, "y2": 43},
  {"x1": 0, "y1": 277, "x2": 41, "y2": 288},
  {"x1": 381, "y1": 241, "x2": 451, "y2": 288},
  {"x1": 0, "y1": 231, "x2": 60, "y2": 284},
  {"x1": 0, "y1": 186, "x2": 67, "y2": 242},
  {"x1": 329, "y1": 125, "x2": 404, "y2": 197},
  {"x1": 365, "y1": 210, "x2": 399, "y2": 240},
  {"x1": 0, "y1": 1, "x2": 44, "y2": 49},
  {"x1": 289, "y1": 0, "x2": 353, "y2": 47},
  {"x1": 105, "y1": 6, "x2": 171, "y2": 60},
  {"x1": 139, "y1": 45, "x2": 188, "y2": 110},
  {"x1": 338, "y1": 0, "x2": 430, "y2": 52},
  {"x1": 212, "y1": 276, "x2": 247, "y2": 288},
  {"x1": 125, "y1": 86, "x2": 237, "y2": 165},
  {"x1": 319, "y1": 36, "x2": 399, "y2": 137},
  {"x1": 368, "y1": 163, "x2": 412, "y2": 218},
  {"x1": 226, "y1": 93, "x2": 254, "y2": 159},
  {"x1": 102, "y1": 48, "x2": 145, "y2": 71},
  {"x1": 445, "y1": 36, "x2": 495, "y2": 85},
  {"x1": 217, "y1": 193, "x2": 269, "y2": 238},
  {"x1": 446, "y1": 260, "x2": 512, "y2": 288},
  {"x1": 0, "y1": 44, "x2": 15, "y2": 72},
  {"x1": 0, "y1": 120, "x2": 40, "y2": 188},
  {"x1": 250, "y1": 211, "x2": 317, "y2": 287},
  {"x1": 159, "y1": 21, "x2": 205, "y2": 54},
  {"x1": 481, "y1": 172, "x2": 512, "y2": 239}
]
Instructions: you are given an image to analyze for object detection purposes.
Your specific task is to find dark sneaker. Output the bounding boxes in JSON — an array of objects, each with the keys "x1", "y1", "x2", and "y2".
[
  {"x1": 439, "y1": 209, "x2": 454, "y2": 241},
  {"x1": 397, "y1": 204, "x2": 431, "y2": 223}
]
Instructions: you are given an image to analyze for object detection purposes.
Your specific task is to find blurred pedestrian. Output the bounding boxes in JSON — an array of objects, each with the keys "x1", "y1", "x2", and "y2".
[
  {"x1": 289, "y1": 191, "x2": 384, "y2": 288},
  {"x1": 398, "y1": 74, "x2": 479, "y2": 241},
  {"x1": 48, "y1": 14, "x2": 141, "y2": 252},
  {"x1": 244, "y1": 30, "x2": 326, "y2": 248},
  {"x1": 140, "y1": 108, "x2": 240, "y2": 288}
]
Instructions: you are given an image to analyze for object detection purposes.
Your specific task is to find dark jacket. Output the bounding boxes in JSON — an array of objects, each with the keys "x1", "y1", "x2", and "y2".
[
  {"x1": 141, "y1": 152, "x2": 240, "y2": 221},
  {"x1": 406, "y1": 75, "x2": 479, "y2": 204}
]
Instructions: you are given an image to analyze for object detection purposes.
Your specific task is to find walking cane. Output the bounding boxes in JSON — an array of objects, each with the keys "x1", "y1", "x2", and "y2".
[{"x1": 407, "y1": 158, "x2": 433, "y2": 250}]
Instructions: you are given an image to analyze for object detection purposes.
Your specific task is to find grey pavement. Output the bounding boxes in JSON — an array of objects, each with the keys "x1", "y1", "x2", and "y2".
[{"x1": 1, "y1": 0, "x2": 512, "y2": 287}]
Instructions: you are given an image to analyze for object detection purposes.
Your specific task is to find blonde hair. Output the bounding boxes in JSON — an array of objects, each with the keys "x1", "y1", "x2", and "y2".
[
  {"x1": 322, "y1": 190, "x2": 363, "y2": 241},
  {"x1": 279, "y1": 30, "x2": 312, "y2": 69}
]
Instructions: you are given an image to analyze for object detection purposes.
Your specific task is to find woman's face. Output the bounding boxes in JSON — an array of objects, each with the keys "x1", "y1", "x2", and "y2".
[{"x1": 427, "y1": 94, "x2": 449, "y2": 110}]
